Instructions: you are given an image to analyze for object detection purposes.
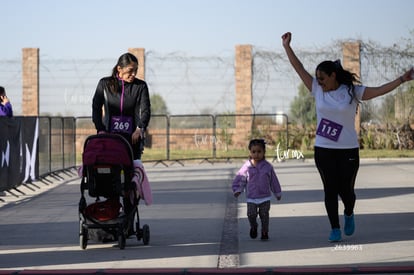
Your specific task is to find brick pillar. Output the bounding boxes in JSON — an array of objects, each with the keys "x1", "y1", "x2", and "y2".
[
  {"x1": 22, "y1": 48, "x2": 39, "y2": 116},
  {"x1": 235, "y1": 45, "x2": 253, "y2": 145},
  {"x1": 342, "y1": 42, "x2": 361, "y2": 135},
  {"x1": 128, "y1": 48, "x2": 145, "y2": 80}
]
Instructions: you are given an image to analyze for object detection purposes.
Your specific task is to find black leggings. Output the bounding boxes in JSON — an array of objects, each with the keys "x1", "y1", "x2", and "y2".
[
  {"x1": 247, "y1": 201, "x2": 271, "y2": 232},
  {"x1": 314, "y1": 146, "x2": 359, "y2": 229}
]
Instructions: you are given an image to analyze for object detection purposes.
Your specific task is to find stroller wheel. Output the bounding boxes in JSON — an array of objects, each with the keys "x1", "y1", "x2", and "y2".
[
  {"x1": 134, "y1": 211, "x2": 142, "y2": 240},
  {"x1": 118, "y1": 226, "x2": 126, "y2": 249},
  {"x1": 118, "y1": 234, "x2": 126, "y2": 249},
  {"x1": 142, "y1": 224, "x2": 150, "y2": 245},
  {"x1": 135, "y1": 223, "x2": 141, "y2": 241},
  {"x1": 80, "y1": 228, "x2": 88, "y2": 250},
  {"x1": 79, "y1": 217, "x2": 88, "y2": 250}
]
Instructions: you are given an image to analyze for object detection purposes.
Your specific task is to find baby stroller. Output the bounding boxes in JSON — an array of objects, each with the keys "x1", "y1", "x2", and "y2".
[{"x1": 78, "y1": 133, "x2": 150, "y2": 249}]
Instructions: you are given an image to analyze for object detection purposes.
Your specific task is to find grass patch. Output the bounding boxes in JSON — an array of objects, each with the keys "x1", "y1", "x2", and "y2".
[
  {"x1": 140, "y1": 148, "x2": 414, "y2": 162},
  {"x1": 359, "y1": 149, "x2": 414, "y2": 158}
]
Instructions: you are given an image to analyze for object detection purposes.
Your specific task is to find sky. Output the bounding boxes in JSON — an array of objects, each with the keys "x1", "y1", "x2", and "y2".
[
  {"x1": 2, "y1": 0, "x2": 413, "y2": 60},
  {"x1": 1, "y1": 0, "x2": 413, "y2": 116}
]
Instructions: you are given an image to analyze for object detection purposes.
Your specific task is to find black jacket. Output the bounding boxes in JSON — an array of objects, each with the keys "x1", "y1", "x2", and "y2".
[{"x1": 92, "y1": 76, "x2": 151, "y2": 133}]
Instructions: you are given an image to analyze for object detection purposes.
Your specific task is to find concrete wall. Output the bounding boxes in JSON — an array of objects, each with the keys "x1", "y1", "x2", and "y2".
[
  {"x1": 342, "y1": 42, "x2": 361, "y2": 134},
  {"x1": 22, "y1": 48, "x2": 39, "y2": 116},
  {"x1": 234, "y1": 45, "x2": 253, "y2": 147}
]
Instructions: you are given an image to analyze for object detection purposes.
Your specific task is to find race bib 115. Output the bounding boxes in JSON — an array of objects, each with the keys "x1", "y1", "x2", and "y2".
[{"x1": 316, "y1": 118, "x2": 343, "y2": 142}]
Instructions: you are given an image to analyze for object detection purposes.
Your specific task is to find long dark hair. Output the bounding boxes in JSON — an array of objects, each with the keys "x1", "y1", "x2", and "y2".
[
  {"x1": 108, "y1": 53, "x2": 139, "y2": 94},
  {"x1": 316, "y1": 60, "x2": 361, "y2": 104}
]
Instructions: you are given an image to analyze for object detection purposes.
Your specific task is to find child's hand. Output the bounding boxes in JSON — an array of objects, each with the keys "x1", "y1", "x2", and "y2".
[
  {"x1": 234, "y1": 192, "x2": 241, "y2": 198},
  {"x1": 276, "y1": 195, "x2": 281, "y2": 201}
]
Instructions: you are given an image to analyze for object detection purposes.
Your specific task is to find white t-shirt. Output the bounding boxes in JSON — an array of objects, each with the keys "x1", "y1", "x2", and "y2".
[{"x1": 311, "y1": 78, "x2": 365, "y2": 149}]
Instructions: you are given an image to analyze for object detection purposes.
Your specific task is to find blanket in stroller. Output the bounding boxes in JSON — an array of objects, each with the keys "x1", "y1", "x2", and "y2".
[{"x1": 132, "y1": 160, "x2": 152, "y2": 205}]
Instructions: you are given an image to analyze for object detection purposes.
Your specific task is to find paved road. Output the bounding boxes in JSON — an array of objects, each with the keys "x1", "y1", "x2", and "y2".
[{"x1": 0, "y1": 159, "x2": 413, "y2": 274}]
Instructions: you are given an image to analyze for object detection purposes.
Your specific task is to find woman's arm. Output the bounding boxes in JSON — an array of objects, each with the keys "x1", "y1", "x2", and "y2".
[
  {"x1": 92, "y1": 79, "x2": 106, "y2": 132},
  {"x1": 362, "y1": 68, "x2": 414, "y2": 100},
  {"x1": 281, "y1": 32, "x2": 313, "y2": 91},
  {"x1": 136, "y1": 82, "x2": 151, "y2": 129},
  {"x1": 132, "y1": 81, "x2": 151, "y2": 144}
]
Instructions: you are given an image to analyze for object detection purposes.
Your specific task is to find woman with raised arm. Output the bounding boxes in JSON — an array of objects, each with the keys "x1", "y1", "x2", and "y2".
[{"x1": 281, "y1": 32, "x2": 413, "y2": 242}]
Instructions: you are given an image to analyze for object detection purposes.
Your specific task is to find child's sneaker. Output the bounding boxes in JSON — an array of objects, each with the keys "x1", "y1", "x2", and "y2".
[
  {"x1": 329, "y1": 228, "x2": 342, "y2": 242},
  {"x1": 250, "y1": 226, "x2": 258, "y2": 239},
  {"x1": 344, "y1": 213, "x2": 355, "y2": 236},
  {"x1": 261, "y1": 231, "x2": 269, "y2": 240}
]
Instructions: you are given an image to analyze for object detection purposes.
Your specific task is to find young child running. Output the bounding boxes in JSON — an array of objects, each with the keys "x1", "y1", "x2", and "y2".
[{"x1": 232, "y1": 139, "x2": 282, "y2": 240}]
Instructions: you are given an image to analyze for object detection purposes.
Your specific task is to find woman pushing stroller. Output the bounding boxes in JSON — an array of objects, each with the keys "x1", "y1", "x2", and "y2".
[
  {"x1": 92, "y1": 52, "x2": 152, "y2": 206},
  {"x1": 79, "y1": 53, "x2": 152, "y2": 250},
  {"x1": 92, "y1": 52, "x2": 151, "y2": 161}
]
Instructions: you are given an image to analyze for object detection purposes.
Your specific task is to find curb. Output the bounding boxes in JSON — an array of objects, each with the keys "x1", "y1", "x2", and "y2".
[{"x1": 2, "y1": 266, "x2": 414, "y2": 274}]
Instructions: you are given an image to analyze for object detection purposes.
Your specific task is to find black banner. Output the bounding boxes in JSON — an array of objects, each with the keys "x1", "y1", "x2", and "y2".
[{"x1": 0, "y1": 117, "x2": 39, "y2": 192}]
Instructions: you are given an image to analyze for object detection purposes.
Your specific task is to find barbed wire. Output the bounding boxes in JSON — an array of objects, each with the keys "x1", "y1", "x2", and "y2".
[{"x1": 0, "y1": 38, "x2": 413, "y2": 117}]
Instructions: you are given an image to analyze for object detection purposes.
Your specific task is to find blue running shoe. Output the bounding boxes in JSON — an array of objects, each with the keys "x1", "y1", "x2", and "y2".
[
  {"x1": 344, "y1": 213, "x2": 355, "y2": 236},
  {"x1": 329, "y1": 228, "x2": 342, "y2": 242}
]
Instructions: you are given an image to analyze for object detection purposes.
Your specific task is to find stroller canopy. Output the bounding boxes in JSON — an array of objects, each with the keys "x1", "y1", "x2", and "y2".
[{"x1": 82, "y1": 134, "x2": 134, "y2": 167}]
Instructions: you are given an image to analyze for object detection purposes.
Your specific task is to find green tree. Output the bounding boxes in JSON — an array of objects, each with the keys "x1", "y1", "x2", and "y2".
[
  {"x1": 289, "y1": 83, "x2": 316, "y2": 127},
  {"x1": 150, "y1": 93, "x2": 169, "y2": 115}
]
